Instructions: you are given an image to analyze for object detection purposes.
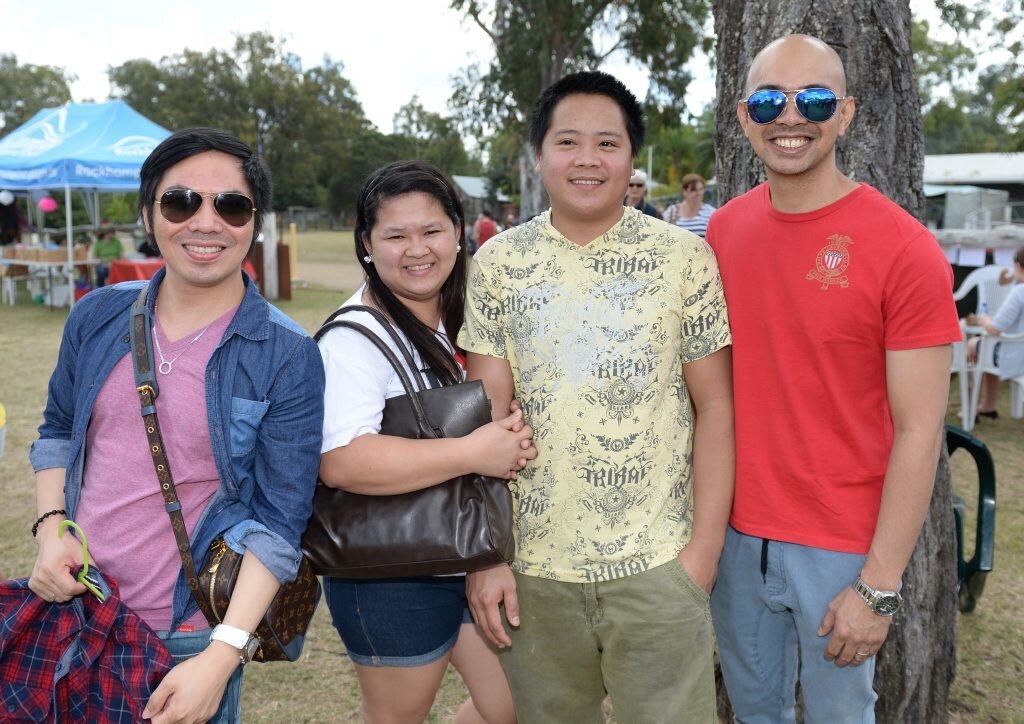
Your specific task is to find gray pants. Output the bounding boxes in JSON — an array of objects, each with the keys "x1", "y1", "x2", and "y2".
[{"x1": 711, "y1": 527, "x2": 877, "y2": 724}]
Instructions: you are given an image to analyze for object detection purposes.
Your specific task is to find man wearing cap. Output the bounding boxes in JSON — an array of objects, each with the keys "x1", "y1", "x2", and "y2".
[{"x1": 625, "y1": 170, "x2": 660, "y2": 218}]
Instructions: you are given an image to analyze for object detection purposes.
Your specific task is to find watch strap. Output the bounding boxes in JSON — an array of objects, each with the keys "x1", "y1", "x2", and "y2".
[
  {"x1": 853, "y1": 576, "x2": 903, "y2": 616},
  {"x1": 210, "y1": 623, "x2": 259, "y2": 664}
]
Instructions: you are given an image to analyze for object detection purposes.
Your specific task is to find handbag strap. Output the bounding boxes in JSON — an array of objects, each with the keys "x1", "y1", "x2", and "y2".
[
  {"x1": 317, "y1": 305, "x2": 432, "y2": 393},
  {"x1": 129, "y1": 285, "x2": 218, "y2": 627},
  {"x1": 316, "y1": 312, "x2": 445, "y2": 439}
]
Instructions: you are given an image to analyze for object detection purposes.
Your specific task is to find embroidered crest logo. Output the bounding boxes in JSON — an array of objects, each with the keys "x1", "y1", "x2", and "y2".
[{"x1": 807, "y1": 234, "x2": 853, "y2": 290}]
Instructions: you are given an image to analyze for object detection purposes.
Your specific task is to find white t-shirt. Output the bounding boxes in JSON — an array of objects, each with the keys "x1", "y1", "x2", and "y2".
[
  {"x1": 992, "y1": 282, "x2": 1024, "y2": 380},
  {"x1": 319, "y1": 287, "x2": 456, "y2": 453}
]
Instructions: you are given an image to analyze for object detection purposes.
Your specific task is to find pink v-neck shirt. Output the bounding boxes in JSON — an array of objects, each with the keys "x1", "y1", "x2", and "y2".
[{"x1": 76, "y1": 310, "x2": 235, "y2": 631}]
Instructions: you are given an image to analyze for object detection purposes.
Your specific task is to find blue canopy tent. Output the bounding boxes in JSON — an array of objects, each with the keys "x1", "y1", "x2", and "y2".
[{"x1": 0, "y1": 101, "x2": 170, "y2": 306}]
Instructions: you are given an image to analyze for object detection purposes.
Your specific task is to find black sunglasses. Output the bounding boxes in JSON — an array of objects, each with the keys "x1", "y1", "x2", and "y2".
[
  {"x1": 628, "y1": 182, "x2": 645, "y2": 188},
  {"x1": 742, "y1": 88, "x2": 845, "y2": 124},
  {"x1": 155, "y1": 189, "x2": 257, "y2": 227}
]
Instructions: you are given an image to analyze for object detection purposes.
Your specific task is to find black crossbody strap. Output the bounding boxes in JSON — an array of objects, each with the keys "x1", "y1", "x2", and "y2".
[{"x1": 129, "y1": 285, "x2": 218, "y2": 627}]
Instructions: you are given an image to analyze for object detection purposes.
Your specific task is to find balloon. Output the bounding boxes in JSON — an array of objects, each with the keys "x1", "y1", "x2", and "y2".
[
  {"x1": 0, "y1": 190, "x2": 13, "y2": 206},
  {"x1": 38, "y1": 197, "x2": 58, "y2": 213}
]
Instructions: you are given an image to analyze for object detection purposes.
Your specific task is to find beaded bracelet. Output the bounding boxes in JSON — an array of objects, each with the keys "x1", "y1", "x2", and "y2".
[{"x1": 31, "y1": 509, "x2": 66, "y2": 538}]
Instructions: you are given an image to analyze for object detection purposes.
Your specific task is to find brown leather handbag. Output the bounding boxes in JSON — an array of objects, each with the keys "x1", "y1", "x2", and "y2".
[
  {"x1": 129, "y1": 287, "x2": 320, "y2": 662},
  {"x1": 301, "y1": 306, "x2": 515, "y2": 579},
  {"x1": 199, "y1": 537, "x2": 320, "y2": 661}
]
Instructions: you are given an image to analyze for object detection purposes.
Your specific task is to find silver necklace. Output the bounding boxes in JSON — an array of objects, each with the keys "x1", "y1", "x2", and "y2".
[{"x1": 153, "y1": 322, "x2": 214, "y2": 375}]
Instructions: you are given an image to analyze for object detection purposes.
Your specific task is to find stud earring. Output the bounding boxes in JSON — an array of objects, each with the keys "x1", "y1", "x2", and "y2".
[
  {"x1": 363, "y1": 254, "x2": 372, "y2": 263},
  {"x1": 456, "y1": 244, "x2": 462, "y2": 252}
]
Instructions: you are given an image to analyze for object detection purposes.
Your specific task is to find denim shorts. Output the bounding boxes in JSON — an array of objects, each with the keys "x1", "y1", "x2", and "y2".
[{"x1": 324, "y1": 575, "x2": 473, "y2": 667}]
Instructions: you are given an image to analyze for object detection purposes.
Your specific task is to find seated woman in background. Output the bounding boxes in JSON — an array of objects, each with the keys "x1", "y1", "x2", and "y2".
[
  {"x1": 92, "y1": 220, "x2": 122, "y2": 286},
  {"x1": 663, "y1": 173, "x2": 715, "y2": 238},
  {"x1": 317, "y1": 160, "x2": 534, "y2": 723},
  {"x1": 967, "y1": 245, "x2": 1024, "y2": 418}
]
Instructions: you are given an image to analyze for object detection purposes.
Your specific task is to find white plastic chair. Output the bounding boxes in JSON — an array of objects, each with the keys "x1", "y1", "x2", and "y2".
[
  {"x1": 952, "y1": 266, "x2": 1015, "y2": 430},
  {"x1": 1011, "y1": 376, "x2": 1024, "y2": 420},
  {"x1": 950, "y1": 325, "x2": 971, "y2": 429},
  {"x1": 953, "y1": 265, "x2": 1013, "y2": 317},
  {"x1": 968, "y1": 330, "x2": 1024, "y2": 429}
]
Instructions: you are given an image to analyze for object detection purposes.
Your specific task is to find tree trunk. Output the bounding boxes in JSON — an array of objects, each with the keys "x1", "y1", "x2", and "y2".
[
  {"x1": 874, "y1": 446, "x2": 958, "y2": 722},
  {"x1": 712, "y1": 1, "x2": 957, "y2": 721},
  {"x1": 518, "y1": 140, "x2": 548, "y2": 222}
]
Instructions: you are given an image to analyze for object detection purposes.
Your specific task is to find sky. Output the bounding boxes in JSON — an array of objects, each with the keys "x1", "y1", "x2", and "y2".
[
  {"x1": 3, "y1": 0, "x2": 950, "y2": 134},
  {"x1": 1, "y1": 0, "x2": 715, "y2": 133}
]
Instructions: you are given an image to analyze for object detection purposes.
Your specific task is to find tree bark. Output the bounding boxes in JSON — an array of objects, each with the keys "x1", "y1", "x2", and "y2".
[
  {"x1": 874, "y1": 446, "x2": 958, "y2": 722},
  {"x1": 518, "y1": 140, "x2": 548, "y2": 223},
  {"x1": 712, "y1": 1, "x2": 957, "y2": 721}
]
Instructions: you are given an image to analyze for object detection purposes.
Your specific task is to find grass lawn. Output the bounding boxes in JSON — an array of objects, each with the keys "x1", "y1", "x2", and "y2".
[{"x1": 0, "y1": 231, "x2": 1021, "y2": 721}]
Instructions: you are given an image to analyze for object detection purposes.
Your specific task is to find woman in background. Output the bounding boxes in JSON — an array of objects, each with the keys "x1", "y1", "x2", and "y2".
[
  {"x1": 663, "y1": 173, "x2": 715, "y2": 238},
  {"x1": 967, "y1": 245, "x2": 1024, "y2": 419}
]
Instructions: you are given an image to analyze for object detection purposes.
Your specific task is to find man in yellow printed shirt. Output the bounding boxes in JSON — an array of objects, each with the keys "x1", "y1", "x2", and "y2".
[{"x1": 459, "y1": 70, "x2": 735, "y2": 723}]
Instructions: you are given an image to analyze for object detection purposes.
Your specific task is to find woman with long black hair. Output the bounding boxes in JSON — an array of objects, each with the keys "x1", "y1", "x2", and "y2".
[{"x1": 318, "y1": 160, "x2": 533, "y2": 723}]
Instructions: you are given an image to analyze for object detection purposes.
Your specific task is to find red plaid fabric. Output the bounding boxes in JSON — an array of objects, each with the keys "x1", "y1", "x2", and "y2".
[{"x1": 0, "y1": 570, "x2": 172, "y2": 722}]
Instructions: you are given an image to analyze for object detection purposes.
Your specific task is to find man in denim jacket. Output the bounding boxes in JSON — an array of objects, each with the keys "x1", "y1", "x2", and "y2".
[{"x1": 28, "y1": 128, "x2": 324, "y2": 723}]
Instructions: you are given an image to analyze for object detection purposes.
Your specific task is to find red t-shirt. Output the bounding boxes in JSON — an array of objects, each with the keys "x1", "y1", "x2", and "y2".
[
  {"x1": 707, "y1": 183, "x2": 961, "y2": 554},
  {"x1": 475, "y1": 217, "x2": 497, "y2": 247}
]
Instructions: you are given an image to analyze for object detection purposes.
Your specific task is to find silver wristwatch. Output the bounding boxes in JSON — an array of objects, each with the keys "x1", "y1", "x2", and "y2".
[
  {"x1": 853, "y1": 577, "x2": 903, "y2": 616},
  {"x1": 210, "y1": 623, "x2": 260, "y2": 664}
]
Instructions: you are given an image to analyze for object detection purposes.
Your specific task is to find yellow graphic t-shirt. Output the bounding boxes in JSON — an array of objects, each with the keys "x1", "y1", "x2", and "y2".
[{"x1": 459, "y1": 207, "x2": 731, "y2": 582}]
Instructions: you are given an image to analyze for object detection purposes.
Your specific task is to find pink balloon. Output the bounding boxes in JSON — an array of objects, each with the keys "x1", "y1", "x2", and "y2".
[{"x1": 38, "y1": 197, "x2": 58, "y2": 213}]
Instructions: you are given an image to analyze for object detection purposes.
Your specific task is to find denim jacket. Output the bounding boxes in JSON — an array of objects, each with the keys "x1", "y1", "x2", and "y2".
[{"x1": 30, "y1": 269, "x2": 325, "y2": 631}]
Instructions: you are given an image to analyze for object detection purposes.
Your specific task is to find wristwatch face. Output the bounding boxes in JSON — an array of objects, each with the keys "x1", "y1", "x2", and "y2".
[
  {"x1": 854, "y1": 578, "x2": 902, "y2": 616},
  {"x1": 874, "y1": 593, "x2": 901, "y2": 616},
  {"x1": 241, "y1": 636, "x2": 260, "y2": 663}
]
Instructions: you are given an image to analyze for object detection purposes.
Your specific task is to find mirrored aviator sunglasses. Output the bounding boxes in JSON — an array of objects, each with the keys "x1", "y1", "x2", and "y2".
[
  {"x1": 156, "y1": 189, "x2": 257, "y2": 227},
  {"x1": 743, "y1": 88, "x2": 844, "y2": 125}
]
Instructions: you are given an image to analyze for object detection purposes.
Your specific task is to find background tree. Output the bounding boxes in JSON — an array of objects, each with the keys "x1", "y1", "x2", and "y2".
[
  {"x1": 478, "y1": 127, "x2": 525, "y2": 213},
  {"x1": 393, "y1": 95, "x2": 481, "y2": 175},
  {"x1": 912, "y1": 7, "x2": 1017, "y2": 154},
  {"x1": 278, "y1": 54, "x2": 370, "y2": 210},
  {"x1": 645, "y1": 106, "x2": 715, "y2": 201},
  {"x1": 109, "y1": 33, "x2": 377, "y2": 214},
  {"x1": 712, "y1": 1, "x2": 957, "y2": 721},
  {"x1": 324, "y1": 130, "x2": 412, "y2": 220},
  {"x1": 450, "y1": 0, "x2": 710, "y2": 218},
  {"x1": 0, "y1": 54, "x2": 73, "y2": 138},
  {"x1": 932, "y1": 0, "x2": 1024, "y2": 149}
]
